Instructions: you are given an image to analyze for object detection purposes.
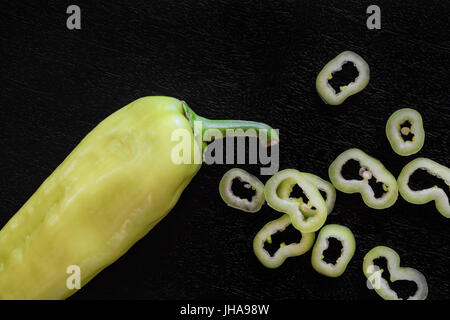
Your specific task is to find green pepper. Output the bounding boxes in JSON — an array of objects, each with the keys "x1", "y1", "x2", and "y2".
[
  {"x1": 316, "y1": 51, "x2": 370, "y2": 105},
  {"x1": 277, "y1": 173, "x2": 336, "y2": 215},
  {"x1": 253, "y1": 214, "x2": 315, "y2": 269},
  {"x1": 386, "y1": 108, "x2": 425, "y2": 156},
  {"x1": 363, "y1": 246, "x2": 428, "y2": 300},
  {"x1": 397, "y1": 158, "x2": 450, "y2": 218},
  {"x1": 264, "y1": 169, "x2": 327, "y2": 233},
  {"x1": 311, "y1": 224, "x2": 355, "y2": 277},
  {"x1": 0, "y1": 96, "x2": 279, "y2": 299},
  {"x1": 329, "y1": 148, "x2": 398, "y2": 209},
  {"x1": 219, "y1": 168, "x2": 265, "y2": 213}
]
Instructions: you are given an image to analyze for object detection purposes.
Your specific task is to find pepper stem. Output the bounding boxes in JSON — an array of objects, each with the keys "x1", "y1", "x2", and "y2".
[{"x1": 182, "y1": 101, "x2": 279, "y2": 149}]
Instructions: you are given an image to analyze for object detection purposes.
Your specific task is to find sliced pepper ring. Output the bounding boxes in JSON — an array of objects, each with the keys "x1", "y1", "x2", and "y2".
[
  {"x1": 397, "y1": 158, "x2": 450, "y2": 218},
  {"x1": 277, "y1": 173, "x2": 336, "y2": 215},
  {"x1": 329, "y1": 148, "x2": 398, "y2": 209},
  {"x1": 311, "y1": 224, "x2": 356, "y2": 277},
  {"x1": 219, "y1": 168, "x2": 265, "y2": 213},
  {"x1": 264, "y1": 169, "x2": 327, "y2": 233},
  {"x1": 316, "y1": 51, "x2": 370, "y2": 105},
  {"x1": 386, "y1": 108, "x2": 425, "y2": 156},
  {"x1": 253, "y1": 214, "x2": 316, "y2": 269},
  {"x1": 363, "y1": 246, "x2": 428, "y2": 300}
]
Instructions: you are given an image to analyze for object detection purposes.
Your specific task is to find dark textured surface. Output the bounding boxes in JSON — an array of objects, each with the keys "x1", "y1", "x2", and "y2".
[{"x1": 1, "y1": 0, "x2": 449, "y2": 300}]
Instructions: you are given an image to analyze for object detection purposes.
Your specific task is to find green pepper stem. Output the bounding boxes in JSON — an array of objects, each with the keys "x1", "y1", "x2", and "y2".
[{"x1": 182, "y1": 101, "x2": 279, "y2": 148}]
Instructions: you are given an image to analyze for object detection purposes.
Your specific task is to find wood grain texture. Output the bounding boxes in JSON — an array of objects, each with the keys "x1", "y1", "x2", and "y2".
[{"x1": 0, "y1": 0, "x2": 449, "y2": 300}]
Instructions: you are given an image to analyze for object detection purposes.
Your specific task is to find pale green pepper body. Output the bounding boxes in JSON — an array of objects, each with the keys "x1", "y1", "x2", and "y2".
[
  {"x1": 0, "y1": 96, "x2": 278, "y2": 299},
  {"x1": 0, "y1": 97, "x2": 201, "y2": 299}
]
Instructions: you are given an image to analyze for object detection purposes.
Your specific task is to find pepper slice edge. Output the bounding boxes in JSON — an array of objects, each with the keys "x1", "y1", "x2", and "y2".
[
  {"x1": 363, "y1": 246, "x2": 428, "y2": 300},
  {"x1": 311, "y1": 224, "x2": 356, "y2": 277},
  {"x1": 219, "y1": 168, "x2": 265, "y2": 213},
  {"x1": 264, "y1": 169, "x2": 328, "y2": 233},
  {"x1": 253, "y1": 214, "x2": 315, "y2": 269},
  {"x1": 386, "y1": 108, "x2": 425, "y2": 156},
  {"x1": 397, "y1": 157, "x2": 450, "y2": 218},
  {"x1": 316, "y1": 51, "x2": 370, "y2": 106},
  {"x1": 328, "y1": 148, "x2": 398, "y2": 209}
]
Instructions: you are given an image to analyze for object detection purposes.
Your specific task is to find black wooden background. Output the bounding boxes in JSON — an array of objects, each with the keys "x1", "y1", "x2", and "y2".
[{"x1": 1, "y1": 0, "x2": 449, "y2": 300}]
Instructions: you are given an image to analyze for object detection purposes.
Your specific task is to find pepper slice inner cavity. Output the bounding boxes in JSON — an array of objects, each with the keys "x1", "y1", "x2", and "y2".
[
  {"x1": 328, "y1": 61, "x2": 360, "y2": 94},
  {"x1": 231, "y1": 177, "x2": 256, "y2": 202},
  {"x1": 399, "y1": 120, "x2": 414, "y2": 141},
  {"x1": 263, "y1": 223, "x2": 302, "y2": 257},
  {"x1": 408, "y1": 168, "x2": 450, "y2": 200},
  {"x1": 372, "y1": 257, "x2": 418, "y2": 300},
  {"x1": 322, "y1": 237, "x2": 344, "y2": 265}
]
